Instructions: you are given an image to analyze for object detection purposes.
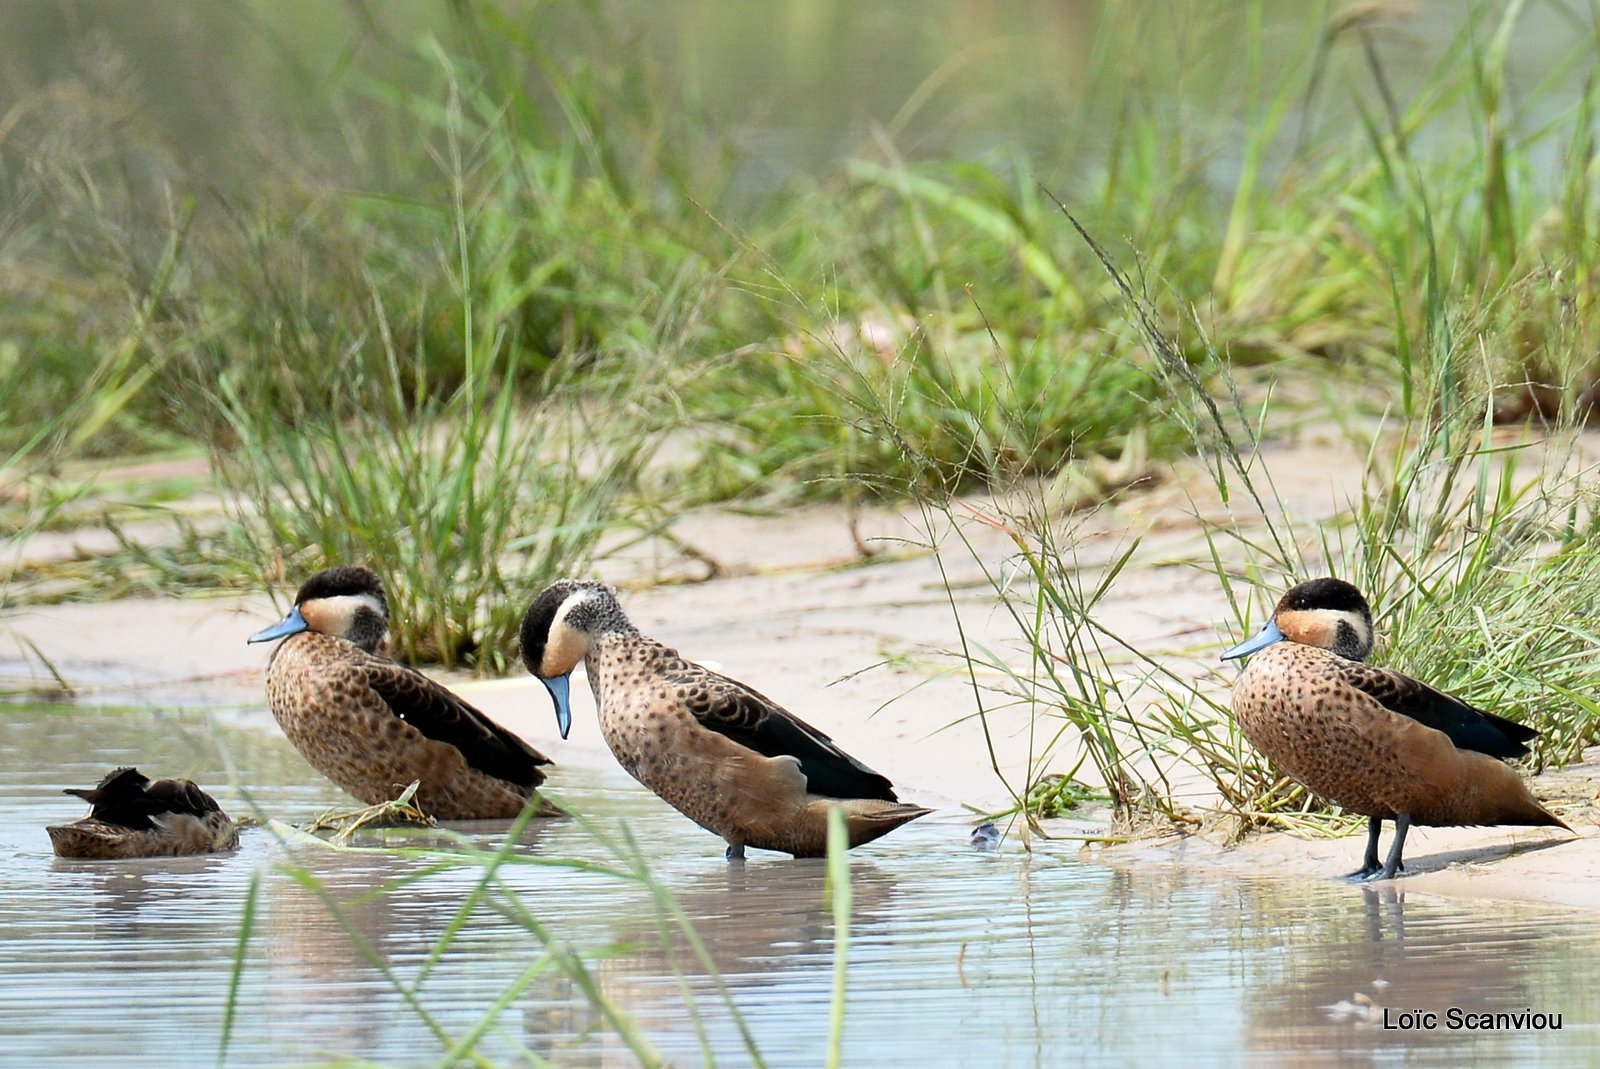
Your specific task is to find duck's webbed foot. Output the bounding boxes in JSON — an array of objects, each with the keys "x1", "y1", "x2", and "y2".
[
  {"x1": 1372, "y1": 813, "x2": 1412, "y2": 880},
  {"x1": 725, "y1": 842, "x2": 746, "y2": 862},
  {"x1": 1349, "y1": 814, "x2": 1411, "y2": 882},
  {"x1": 1343, "y1": 816, "x2": 1385, "y2": 881}
]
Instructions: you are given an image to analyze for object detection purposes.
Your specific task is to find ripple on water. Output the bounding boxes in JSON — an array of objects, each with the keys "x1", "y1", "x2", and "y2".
[{"x1": 1, "y1": 706, "x2": 1597, "y2": 1068}]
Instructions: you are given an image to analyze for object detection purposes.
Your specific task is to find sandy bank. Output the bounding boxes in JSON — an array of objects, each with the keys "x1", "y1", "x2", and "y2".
[{"x1": 6, "y1": 433, "x2": 1598, "y2": 910}]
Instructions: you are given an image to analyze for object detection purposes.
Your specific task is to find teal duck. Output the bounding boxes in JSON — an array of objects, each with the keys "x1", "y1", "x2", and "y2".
[
  {"x1": 48, "y1": 767, "x2": 238, "y2": 859},
  {"x1": 1223, "y1": 577, "x2": 1568, "y2": 880},
  {"x1": 519, "y1": 579, "x2": 932, "y2": 858},
  {"x1": 248, "y1": 565, "x2": 556, "y2": 820}
]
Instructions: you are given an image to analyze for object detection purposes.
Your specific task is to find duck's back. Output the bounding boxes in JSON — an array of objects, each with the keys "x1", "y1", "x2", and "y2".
[{"x1": 586, "y1": 633, "x2": 929, "y2": 854}]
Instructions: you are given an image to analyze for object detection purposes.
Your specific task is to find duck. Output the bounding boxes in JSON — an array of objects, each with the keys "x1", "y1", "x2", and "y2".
[
  {"x1": 1222, "y1": 576, "x2": 1568, "y2": 880},
  {"x1": 48, "y1": 767, "x2": 239, "y2": 859},
  {"x1": 248, "y1": 565, "x2": 557, "y2": 821},
  {"x1": 519, "y1": 579, "x2": 932, "y2": 858}
]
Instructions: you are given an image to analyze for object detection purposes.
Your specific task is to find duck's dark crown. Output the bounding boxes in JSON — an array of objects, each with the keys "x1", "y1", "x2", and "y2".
[
  {"x1": 1274, "y1": 577, "x2": 1371, "y2": 618},
  {"x1": 294, "y1": 565, "x2": 387, "y2": 609}
]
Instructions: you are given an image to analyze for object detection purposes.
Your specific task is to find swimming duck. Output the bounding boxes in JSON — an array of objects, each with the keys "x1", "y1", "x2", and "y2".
[
  {"x1": 1223, "y1": 577, "x2": 1568, "y2": 880},
  {"x1": 248, "y1": 565, "x2": 557, "y2": 820},
  {"x1": 519, "y1": 579, "x2": 932, "y2": 858},
  {"x1": 48, "y1": 767, "x2": 239, "y2": 859}
]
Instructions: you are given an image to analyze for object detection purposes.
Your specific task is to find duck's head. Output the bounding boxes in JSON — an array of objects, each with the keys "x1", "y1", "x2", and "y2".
[
  {"x1": 1221, "y1": 577, "x2": 1374, "y2": 663},
  {"x1": 247, "y1": 565, "x2": 390, "y2": 653},
  {"x1": 519, "y1": 579, "x2": 629, "y2": 740}
]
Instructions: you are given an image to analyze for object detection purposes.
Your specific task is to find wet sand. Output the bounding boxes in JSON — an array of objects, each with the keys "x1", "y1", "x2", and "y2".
[{"x1": 6, "y1": 433, "x2": 1596, "y2": 910}]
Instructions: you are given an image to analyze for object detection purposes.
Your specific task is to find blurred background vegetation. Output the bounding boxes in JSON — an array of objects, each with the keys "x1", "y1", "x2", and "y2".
[{"x1": 3, "y1": 0, "x2": 1599, "y2": 674}]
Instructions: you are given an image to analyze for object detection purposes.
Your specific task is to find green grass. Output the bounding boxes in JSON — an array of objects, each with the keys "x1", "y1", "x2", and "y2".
[
  {"x1": 938, "y1": 197, "x2": 1600, "y2": 835},
  {"x1": 5, "y1": 0, "x2": 1600, "y2": 673},
  {"x1": 676, "y1": 1, "x2": 1600, "y2": 503},
  {"x1": 8, "y1": 5, "x2": 1600, "y2": 1055},
  {"x1": 824, "y1": 806, "x2": 851, "y2": 1069},
  {"x1": 209, "y1": 323, "x2": 653, "y2": 673}
]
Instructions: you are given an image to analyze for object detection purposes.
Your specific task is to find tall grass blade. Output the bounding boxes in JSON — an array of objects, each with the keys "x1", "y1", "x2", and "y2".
[
  {"x1": 215, "y1": 868, "x2": 262, "y2": 1069},
  {"x1": 824, "y1": 806, "x2": 852, "y2": 1069}
]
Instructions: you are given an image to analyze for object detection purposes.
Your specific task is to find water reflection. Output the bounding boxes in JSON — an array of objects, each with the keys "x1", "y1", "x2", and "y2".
[
  {"x1": 258, "y1": 819, "x2": 581, "y2": 1064},
  {"x1": 611, "y1": 858, "x2": 895, "y2": 977},
  {"x1": 4, "y1": 706, "x2": 1599, "y2": 1068},
  {"x1": 575, "y1": 859, "x2": 901, "y2": 1064},
  {"x1": 1246, "y1": 885, "x2": 1566, "y2": 1067},
  {"x1": 49, "y1": 854, "x2": 236, "y2": 935}
]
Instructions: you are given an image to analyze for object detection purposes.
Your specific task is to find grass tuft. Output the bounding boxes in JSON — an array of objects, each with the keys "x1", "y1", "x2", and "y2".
[
  {"x1": 938, "y1": 198, "x2": 1600, "y2": 835},
  {"x1": 211, "y1": 338, "x2": 650, "y2": 671}
]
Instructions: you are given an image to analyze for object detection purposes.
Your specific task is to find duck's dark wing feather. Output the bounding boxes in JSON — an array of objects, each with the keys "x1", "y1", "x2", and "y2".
[
  {"x1": 63, "y1": 767, "x2": 221, "y2": 829},
  {"x1": 362, "y1": 660, "x2": 551, "y2": 788},
  {"x1": 662, "y1": 662, "x2": 899, "y2": 802},
  {"x1": 144, "y1": 778, "x2": 223, "y2": 816},
  {"x1": 1337, "y1": 661, "x2": 1538, "y2": 759},
  {"x1": 64, "y1": 766, "x2": 147, "y2": 806}
]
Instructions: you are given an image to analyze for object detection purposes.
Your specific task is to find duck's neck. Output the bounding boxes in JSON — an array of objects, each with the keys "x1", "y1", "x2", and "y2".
[
  {"x1": 564, "y1": 593, "x2": 637, "y2": 641},
  {"x1": 587, "y1": 624, "x2": 640, "y2": 654}
]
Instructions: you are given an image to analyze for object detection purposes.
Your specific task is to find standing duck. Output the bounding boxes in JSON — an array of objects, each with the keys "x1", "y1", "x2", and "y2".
[
  {"x1": 519, "y1": 579, "x2": 932, "y2": 858},
  {"x1": 1223, "y1": 577, "x2": 1568, "y2": 880},
  {"x1": 248, "y1": 565, "x2": 556, "y2": 820},
  {"x1": 48, "y1": 767, "x2": 238, "y2": 859}
]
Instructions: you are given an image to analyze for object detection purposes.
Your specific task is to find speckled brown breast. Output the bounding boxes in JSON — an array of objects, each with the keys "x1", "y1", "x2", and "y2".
[
  {"x1": 1230, "y1": 643, "x2": 1545, "y2": 827},
  {"x1": 584, "y1": 635, "x2": 804, "y2": 847},
  {"x1": 265, "y1": 633, "x2": 536, "y2": 820}
]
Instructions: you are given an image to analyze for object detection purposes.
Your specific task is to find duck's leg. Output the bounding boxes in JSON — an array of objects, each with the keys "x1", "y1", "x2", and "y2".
[
  {"x1": 1371, "y1": 813, "x2": 1411, "y2": 880},
  {"x1": 1343, "y1": 816, "x2": 1384, "y2": 880},
  {"x1": 725, "y1": 842, "x2": 746, "y2": 862}
]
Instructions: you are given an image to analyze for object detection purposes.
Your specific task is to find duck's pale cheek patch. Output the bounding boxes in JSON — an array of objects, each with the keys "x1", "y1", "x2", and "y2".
[
  {"x1": 1276, "y1": 610, "x2": 1338, "y2": 649},
  {"x1": 306, "y1": 598, "x2": 359, "y2": 638},
  {"x1": 541, "y1": 626, "x2": 588, "y2": 678},
  {"x1": 298, "y1": 601, "x2": 329, "y2": 634},
  {"x1": 300, "y1": 593, "x2": 387, "y2": 641},
  {"x1": 1281, "y1": 608, "x2": 1372, "y2": 655}
]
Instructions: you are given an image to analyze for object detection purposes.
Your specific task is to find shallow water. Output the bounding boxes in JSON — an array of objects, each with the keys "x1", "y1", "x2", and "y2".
[{"x1": 2, "y1": 706, "x2": 1596, "y2": 1068}]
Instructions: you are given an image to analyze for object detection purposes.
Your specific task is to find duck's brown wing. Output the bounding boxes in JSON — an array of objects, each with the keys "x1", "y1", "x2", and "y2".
[
  {"x1": 661, "y1": 659, "x2": 899, "y2": 802},
  {"x1": 63, "y1": 767, "x2": 220, "y2": 829},
  {"x1": 361, "y1": 660, "x2": 551, "y2": 788},
  {"x1": 64, "y1": 766, "x2": 146, "y2": 805},
  {"x1": 144, "y1": 778, "x2": 224, "y2": 816},
  {"x1": 1333, "y1": 660, "x2": 1538, "y2": 759}
]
